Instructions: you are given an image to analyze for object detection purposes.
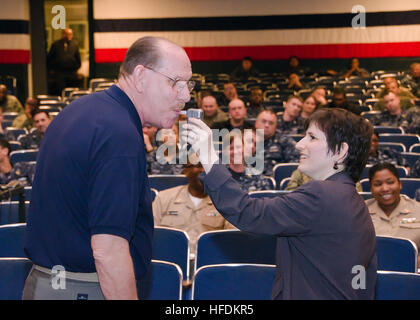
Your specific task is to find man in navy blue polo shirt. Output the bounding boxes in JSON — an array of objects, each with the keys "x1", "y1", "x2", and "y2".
[{"x1": 22, "y1": 36, "x2": 193, "y2": 300}]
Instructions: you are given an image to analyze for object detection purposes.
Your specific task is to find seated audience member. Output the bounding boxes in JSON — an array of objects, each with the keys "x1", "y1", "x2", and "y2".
[
  {"x1": 201, "y1": 95, "x2": 228, "y2": 128},
  {"x1": 276, "y1": 95, "x2": 304, "y2": 135},
  {"x1": 401, "y1": 62, "x2": 420, "y2": 98},
  {"x1": 143, "y1": 125, "x2": 158, "y2": 153},
  {"x1": 254, "y1": 109, "x2": 299, "y2": 176},
  {"x1": 287, "y1": 73, "x2": 306, "y2": 91},
  {"x1": 285, "y1": 55, "x2": 309, "y2": 76},
  {"x1": 213, "y1": 98, "x2": 253, "y2": 132},
  {"x1": 372, "y1": 90, "x2": 420, "y2": 128},
  {"x1": 343, "y1": 58, "x2": 369, "y2": 78},
  {"x1": 217, "y1": 82, "x2": 238, "y2": 107},
  {"x1": 326, "y1": 87, "x2": 361, "y2": 115},
  {"x1": 368, "y1": 130, "x2": 406, "y2": 167},
  {"x1": 152, "y1": 155, "x2": 235, "y2": 257},
  {"x1": 366, "y1": 162, "x2": 420, "y2": 266},
  {"x1": 0, "y1": 109, "x2": 17, "y2": 141},
  {"x1": 147, "y1": 124, "x2": 184, "y2": 175},
  {"x1": 12, "y1": 97, "x2": 39, "y2": 130},
  {"x1": 311, "y1": 86, "x2": 328, "y2": 107},
  {"x1": 411, "y1": 159, "x2": 420, "y2": 178},
  {"x1": 0, "y1": 138, "x2": 36, "y2": 186},
  {"x1": 18, "y1": 110, "x2": 51, "y2": 149},
  {"x1": 246, "y1": 88, "x2": 264, "y2": 118},
  {"x1": 223, "y1": 132, "x2": 272, "y2": 192},
  {"x1": 285, "y1": 169, "x2": 362, "y2": 192},
  {"x1": 0, "y1": 85, "x2": 23, "y2": 113},
  {"x1": 300, "y1": 95, "x2": 318, "y2": 119},
  {"x1": 230, "y1": 56, "x2": 259, "y2": 81},
  {"x1": 376, "y1": 76, "x2": 416, "y2": 100}
]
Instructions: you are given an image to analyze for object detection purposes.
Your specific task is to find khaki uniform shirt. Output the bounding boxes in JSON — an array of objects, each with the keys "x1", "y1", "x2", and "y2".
[
  {"x1": 152, "y1": 185, "x2": 235, "y2": 255},
  {"x1": 366, "y1": 195, "x2": 420, "y2": 250},
  {"x1": 12, "y1": 113, "x2": 33, "y2": 130},
  {"x1": 203, "y1": 108, "x2": 229, "y2": 128}
]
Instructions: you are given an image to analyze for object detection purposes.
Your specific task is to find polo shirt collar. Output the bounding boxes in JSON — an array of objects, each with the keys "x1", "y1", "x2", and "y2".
[{"x1": 105, "y1": 85, "x2": 143, "y2": 135}]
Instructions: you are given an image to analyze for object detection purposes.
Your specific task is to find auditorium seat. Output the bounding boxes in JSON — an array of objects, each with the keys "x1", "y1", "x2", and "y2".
[
  {"x1": 0, "y1": 258, "x2": 32, "y2": 300},
  {"x1": 6, "y1": 128, "x2": 27, "y2": 141},
  {"x1": 138, "y1": 260, "x2": 183, "y2": 300},
  {"x1": 379, "y1": 134, "x2": 420, "y2": 151},
  {"x1": 401, "y1": 152, "x2": 420, "y2": 168},
  {"x1": 0, "y1": 223, "x2": 26, "y2": 258},
  {"x1": 195, "y1": 230, "x2": 277, "y2": 271},
  {"x1": 273, "y1": 163, "x2": 299, "y2": 189},
  {"x1": 148, "y1": 174, "x2": 188, "y2": 191},
  {"x1": 9, "y1": 149, "x2": 38, "y2": 165},
  {"x1": 192, "y1": 263, "x2": 275, "y2": 300},
  {"x1": 376, "y1": 236, "x2": 418, "y2": 273},
  {"x1": 376, "y1": 271, "x2": 420, "y2": 300}
]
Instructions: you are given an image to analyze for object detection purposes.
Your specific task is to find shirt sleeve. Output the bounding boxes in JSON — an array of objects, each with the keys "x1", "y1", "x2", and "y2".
[
  {"x1": 88, "y1": 155, "x2": 140, "y2": 241},
  {"x1": 201, "y1": 164, "x2": 322, "y2": 236}
]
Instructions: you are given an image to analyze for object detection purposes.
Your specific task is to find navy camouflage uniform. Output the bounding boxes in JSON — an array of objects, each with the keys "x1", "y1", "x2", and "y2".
[
  {"x1": 0, "y1": 161, "x2": 36, "y2": 186},
  {"x1": 276, "y1": 116, "x2": 304, "y2": 135},
  {"x1": 18, "y1": 130, "x2": 43, "y2": 149},
  {"x1": 401, "y1": 74, "x2": 420, "y2": 98},
  {"x1": 146, "y1": 150, "x2": 184, "y2": 175},
  {"x1": 260, "y1": 130, "x2": 300, "y2": 176},
  {"x1": 367, "y1": 147, "x2": 406, "y2": 167},
  {"x1": 228, "y1": 167, "x2": 272, "y2": 192},
  {"x1": 372, "y1": 107, "x2": 420, "y2": 129}
]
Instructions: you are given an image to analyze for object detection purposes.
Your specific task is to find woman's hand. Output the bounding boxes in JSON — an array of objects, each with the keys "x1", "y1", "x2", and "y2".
[{"x1": 181, "y1": 118, "x2": 219, "y2": 173}]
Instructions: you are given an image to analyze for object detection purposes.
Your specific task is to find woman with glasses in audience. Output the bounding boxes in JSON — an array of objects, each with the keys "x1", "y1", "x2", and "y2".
[
  {"x1": 184, "y1": 108, "x2": 377, "y2": 299},
  {"x1": 366, "y1": 162, "x2": 420, "y2": 266}
]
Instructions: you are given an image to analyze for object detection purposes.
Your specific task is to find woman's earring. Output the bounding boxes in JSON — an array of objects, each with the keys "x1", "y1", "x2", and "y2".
[{"x1": 333, "y1": 162, "x2": 339, "y2": 170}]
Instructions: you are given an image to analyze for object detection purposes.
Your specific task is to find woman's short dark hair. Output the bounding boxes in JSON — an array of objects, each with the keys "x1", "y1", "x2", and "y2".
[
  {"x1": 368, "y1": 162, "x2": 400, "y2": 183},
  {"x1": 304, "y1": 108, "x2": 373, "y2": 182}
]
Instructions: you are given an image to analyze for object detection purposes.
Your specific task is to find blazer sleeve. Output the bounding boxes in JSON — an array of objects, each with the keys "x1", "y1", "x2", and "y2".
[{"x1": 201, "y1": 164, "x2": 322, "y2": 236}]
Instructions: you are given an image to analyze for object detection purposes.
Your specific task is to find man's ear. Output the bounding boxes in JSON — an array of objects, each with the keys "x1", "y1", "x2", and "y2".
[{"x1": 133, "y1": 65, "x2": 146, "y2": 93}]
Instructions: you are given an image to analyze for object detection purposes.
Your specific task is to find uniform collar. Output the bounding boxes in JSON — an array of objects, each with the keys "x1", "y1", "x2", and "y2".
[
  {"x1": 368, "y1": 195, "x2": 413, "y2": 220},
  {"x1": 105, "y1": 85, "x2": 143, "y2": 136},
  {"x1": 173, "y1": 185, "x2": 212, "y2": 207}
]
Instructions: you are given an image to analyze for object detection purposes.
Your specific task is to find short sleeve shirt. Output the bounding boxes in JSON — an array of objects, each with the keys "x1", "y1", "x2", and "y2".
[{"x1": 24, "y1": 85, "x2": 154, "y2": 279}]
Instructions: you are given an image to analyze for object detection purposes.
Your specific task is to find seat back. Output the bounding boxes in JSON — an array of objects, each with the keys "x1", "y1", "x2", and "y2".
[
  {"x1": 148, "y1": 175, "x2": 188, "y2": 191},
  {"x1": 195, "y1": 230, "x2": 277, "y2": 270},
  {"x1": 273, "y1": 163, "x2": 299, "y2": 189},
  {"x1": 378, "y1": 142, "x2": 406, "y2": 153},
  {"x1": 379, "y1": 134, "x2": 420, "y2": 151},
  {"x1": 9, "y1": 149, "x2": 38, "y2": 165},
  {"x1": 0, "y1": 223, "x2": 26, "y2": 258},
  {"x1": 138, "y1": 260, "x2": 183, "y2": 300},
  {"x1": 6, "y1": 128, "x2": 27, "y2": 141},
  {"x1": 361, "y1": 165, "x2": 407, "y2": 180},
  {"x1": 0, "y1": 258, "x2": 32, "y2": 300},
  {"x1": 374, "y1": 126, "x2": 404, "y2": 134},
  {"x1": 152, "y1": 227, "x2": 189, "y2": 279},
  {"x1": 376, "y1": 271, "x2": 420, "y2": 300},
  {"x1": 0, "y1": 201, "x2": 30, "y2": 225},
  {"x1": 192, "y1": 264, "x2": 275, "y2": 300},
  {"x1": 410, "y1": 144, "x2": 420, "y2": 153},
  {"x1": 376, "y1": 236, "x2": 418, "y2": 273},
  {"x1": 399, "y1": 178, "x2": 420, "y2": 199},
  {"x1": 400, "y1": 152, "x2": 420, "y2": 168}
]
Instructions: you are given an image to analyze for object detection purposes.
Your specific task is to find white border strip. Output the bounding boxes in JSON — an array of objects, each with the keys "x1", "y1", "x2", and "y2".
[{"x1": 94, "y1": 25, "x2": 420, "y2": 49}]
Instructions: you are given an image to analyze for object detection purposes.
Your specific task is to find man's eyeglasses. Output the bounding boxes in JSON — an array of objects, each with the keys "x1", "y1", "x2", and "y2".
[{"x1": 144, "y1": 66, "x2": 195, "y2": 93}]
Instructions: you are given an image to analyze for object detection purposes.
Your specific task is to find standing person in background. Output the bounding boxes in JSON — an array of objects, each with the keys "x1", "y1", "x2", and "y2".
[
  {"x1": 23, "y1": 36, "x2": 193, "y2": 300},
  {"x1": 47, "y1": 28, "x2": 81, "y2": 96},
  {"x1": 184, "y1": 108, "x2": 376, "y2": 299},
  {"x1": 231, "y1": 56, "x2": 259, "y2": 81}
]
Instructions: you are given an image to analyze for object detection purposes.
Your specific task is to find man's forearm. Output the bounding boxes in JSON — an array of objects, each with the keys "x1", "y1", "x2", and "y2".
[{"x1": 92, "y1": 234, "x2": 138, "y2": 300}]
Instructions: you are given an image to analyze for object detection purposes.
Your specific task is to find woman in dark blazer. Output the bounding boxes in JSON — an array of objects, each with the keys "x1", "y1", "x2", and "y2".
[{"x1": 183, "y1": 108, "x2": 377, "y2": 300}]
